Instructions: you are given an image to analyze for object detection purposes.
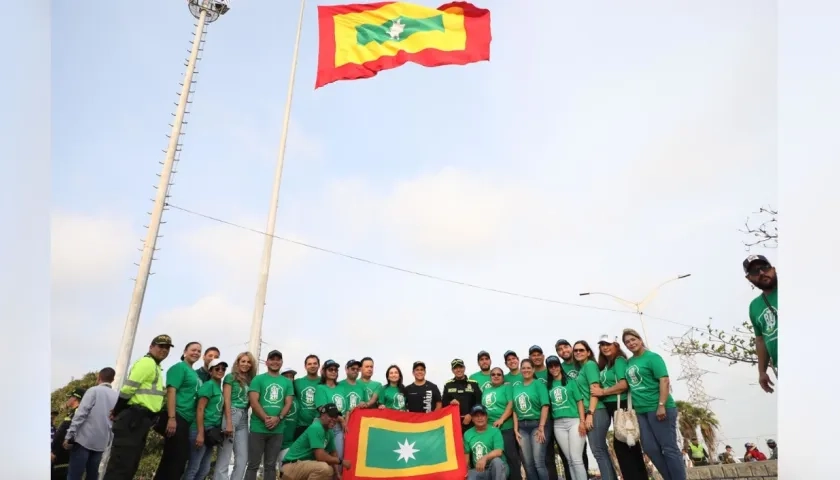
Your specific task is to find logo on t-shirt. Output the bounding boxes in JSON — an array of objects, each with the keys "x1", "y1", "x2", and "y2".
[
  {"x1": 480, "y1": 380, "x2": 492, "y2": 391},
  {"x1": 515, "y1": 392, "x2": 533, "y2": 414},
  {"x1": 599, "y1": 369, "x2": 608, "y2": 384},
  {"x1": 265, "y1": 383, "x2": 283, "y2": 404},
  {"x1": 760, "y1": 307, "x2": 777, "y2": 335},
  {"x1": 301, "y1": 387, "x2": 316, "y2": 408},
  {"x1": 551, "y1": 387, "x2": 568, "y2": 407},
  {"x1": 472, "y1": 441, "x2": 489, "y2": 461},
  {"x1": 567, "y1": 370, "x2": 579, "y2": 380},
  {"x1": 537, "y1": 377, "x2": 547, "y2": 385},
  {"x1": 626, "y1": 365, "x2": 642, "y2": 387},
  {"x1": 483, "y1": 391, "x2": 497, "y2": 408},
  {"x1": 347, "y1": 392, "x2": 362, "y2": 410},
  {"x1": 332, "y1": 393, "x2": 345, "y2": 413},
  {"x1": 215, "y1": 393, "x2": 224, "y2": 413},
  {"x1": 392, "y1": 393, "x2": 406, "y2": 410}
]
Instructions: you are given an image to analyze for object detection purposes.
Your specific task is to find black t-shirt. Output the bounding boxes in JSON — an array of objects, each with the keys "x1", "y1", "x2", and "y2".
[{"x1": 404, "y1": 381, "x2": 442, "y2": 413}]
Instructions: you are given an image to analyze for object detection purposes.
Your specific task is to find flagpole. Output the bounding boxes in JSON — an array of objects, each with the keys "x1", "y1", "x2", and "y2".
[{"x1": 248, "y1": 0, "x2": 307, "y2": 363}]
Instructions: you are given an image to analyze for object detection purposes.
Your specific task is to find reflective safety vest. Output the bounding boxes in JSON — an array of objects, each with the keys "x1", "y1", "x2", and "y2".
[
  {"x1": 121, "y1": 355, "x2": 165, "y2": 412},
  {"x1": 690, "y1": 443, "x2": 705, "y2": 459}
]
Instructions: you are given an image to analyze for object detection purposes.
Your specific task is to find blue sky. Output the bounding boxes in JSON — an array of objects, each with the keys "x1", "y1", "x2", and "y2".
[{"x1": 52, "y1": 0, "x2": 777, "y2": 452}]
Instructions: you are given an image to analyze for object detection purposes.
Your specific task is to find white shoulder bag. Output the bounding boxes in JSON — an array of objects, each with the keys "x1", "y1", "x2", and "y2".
[{"x1": 612, "y1": 372, "x2": 640, "y2": 446}]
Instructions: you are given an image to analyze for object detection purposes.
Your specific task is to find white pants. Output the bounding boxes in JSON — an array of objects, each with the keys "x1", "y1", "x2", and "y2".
[{"x1": 553, "y1": 418, "x2": 588, "y2": 480}]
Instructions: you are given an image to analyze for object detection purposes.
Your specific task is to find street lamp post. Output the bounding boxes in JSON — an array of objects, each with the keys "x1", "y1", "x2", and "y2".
[{"x1": 579, "y1": 274, "x2": 691, "y2": 344}]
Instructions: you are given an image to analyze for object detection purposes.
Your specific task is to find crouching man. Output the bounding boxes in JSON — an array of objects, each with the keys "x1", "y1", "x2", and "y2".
[
  {"x1": 464, "y1": 405, "x2": 508, "y2": 480},
  {"x1": 282, "y1": 403, "x2": 351, "y2": 480}
]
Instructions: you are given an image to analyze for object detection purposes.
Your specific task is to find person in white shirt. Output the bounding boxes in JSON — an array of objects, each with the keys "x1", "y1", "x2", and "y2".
[{"x1": 64, "y1": 367, "x2": 119, "y2": 480}]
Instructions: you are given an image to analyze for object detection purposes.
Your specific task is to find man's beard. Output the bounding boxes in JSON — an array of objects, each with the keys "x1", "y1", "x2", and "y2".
[{"x1": 751, "y1": 274, "x2": 778, "y2": 291}]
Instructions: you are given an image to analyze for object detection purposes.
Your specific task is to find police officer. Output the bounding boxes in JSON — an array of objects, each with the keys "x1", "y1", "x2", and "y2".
[
  {"x1": 103, "y1": 334, "x2": 172, "y2": 480},
  {"x1": 442, "y1": 358, "x2": 482, "y2": 429},
  {"x1": 51, "y1": 388, "x2": 86, "y2": 479}
]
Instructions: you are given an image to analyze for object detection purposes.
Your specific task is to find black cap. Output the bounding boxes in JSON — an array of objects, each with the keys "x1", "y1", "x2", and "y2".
[
  {"x1": 69, "y1": 388, "x2": 87, "y2": 400},
  {"x1": 345, "y1": 359, "x2": 361, "y2": 368},
  {"x1": 151, "y1": 334, "x2": 174, "y2": 347},
  {"x1": 470, "y1": 404, "x2": 488, "y2": 415},
  {"x1": 317, "y1": 403, "x2": 341, "y2": 418},
  {"x1": 743, "y1": 254, "x2": 771, "y2": 273},
  {"x1": 528, "y1": 345, "x2": 543, "y2": 354},
  {"x1": 266, "y1": 350, "x2": 283, "y2": 359},
  {"x1": 323, "y1": 359, "x2": 340, "y2": 369},
  {"x1": 546, "y1": 355, "x2": 561, "y2": 366},
  {"x1": 412, "y1": 361, "x2": 426, "y2": 370},
  {"x1": 503, "y1": 350, "x2": 518, "y2": 360},
  {"x1": 451, "y1": 358, "x2": 465, "y2": 368},
  {"x1": 477, "y1": 350, "x2": 490, "y2": 360},
  {"x1": 554, "y1": 339, "x2": 570, "y2": 348},
  {"x1": 725, "y1": 445, "x2": 732, "y2": 449}
]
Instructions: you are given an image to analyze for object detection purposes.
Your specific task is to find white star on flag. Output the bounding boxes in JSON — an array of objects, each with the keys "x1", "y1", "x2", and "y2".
[{"x1": 394, "y1": 439, "x2": 420, "y2": 463}]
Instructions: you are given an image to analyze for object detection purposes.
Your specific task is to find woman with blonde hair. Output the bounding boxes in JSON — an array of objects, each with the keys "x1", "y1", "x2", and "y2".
[
  {"x1": 621, "y1": 328, "x2": 685, "y2": 480},
  {"x1": 214, "y1": 351, "x2": 257, "y2": 480}
]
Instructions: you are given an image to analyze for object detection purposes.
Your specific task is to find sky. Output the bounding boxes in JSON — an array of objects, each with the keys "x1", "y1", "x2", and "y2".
[{"x1": 52, "y1": 0, "x2": 777, "y2": 453}]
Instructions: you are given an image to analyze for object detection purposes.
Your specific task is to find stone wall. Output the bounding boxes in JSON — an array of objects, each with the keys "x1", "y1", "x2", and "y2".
[{"x1": 686, "y1": 460, "x2": 778, "y2": 480}]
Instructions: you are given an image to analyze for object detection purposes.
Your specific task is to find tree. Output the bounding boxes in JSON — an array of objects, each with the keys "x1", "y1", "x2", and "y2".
[
  {"x1": 51, "y1": 372, "x2": 164, "y2": 478},
  {"x1": 670, "y1": 321, "x2": 758, "y2": 366},
  {"x1": 676, "y1": 401, "x2": 721, "y2": 459},
  {"x1": 741, "y1": 206, "x2": 777, "y2": 249}
]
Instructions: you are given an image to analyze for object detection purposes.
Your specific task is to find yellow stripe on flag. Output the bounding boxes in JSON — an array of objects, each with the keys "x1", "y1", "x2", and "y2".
[
  {"x1": 355, "y1": 415, "x2": 459, "y2": 477},
  {"x1": 333, "y1": 2, "x2": 467, "y2": 68}
]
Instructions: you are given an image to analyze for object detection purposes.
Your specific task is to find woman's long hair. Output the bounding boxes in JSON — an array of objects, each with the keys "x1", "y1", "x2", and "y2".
[
  {"x1": 573, "y1": 340, "x2": 596, "y2": 369},
  {"x1": 385, "y1": 365, "x2": 406, "y2": 394},
  {"x1": 320, "y1": 363, "x2": 339, "y2": 386},
  {"x1": 233, "y1": 351, "x2": 257, "y2": 387},
  {"x1": 546, "y1": 359, "x2": 569, "y2": 388},
  {"x1": 180, "y1": 341, "x2": 201, "y2": 361},
  {"x1": 597, "y1": 341, "x2": 629, "y2": 370}
]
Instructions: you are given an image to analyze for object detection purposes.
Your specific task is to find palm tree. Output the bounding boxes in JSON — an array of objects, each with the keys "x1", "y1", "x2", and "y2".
[
  {"x1": 693, "y1": 407, "x2": 720, "y2": 458},
  {"x1": 675, "y1": 400, "x2": 698, "y2": 450}
]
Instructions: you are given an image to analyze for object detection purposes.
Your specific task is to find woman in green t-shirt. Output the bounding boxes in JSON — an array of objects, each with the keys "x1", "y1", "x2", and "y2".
[
  {"x1": 481, "y1": 367, "x2": 522, "y2": 479},
  {"x1": 156, "y1": 341, "x2": 202, "y2": 479},
  {"x1": 590, "y1": 335, "x2": 649, "y2": 480},
  {"x1": 378, "y1": 365, "x2": 407, "y2": 411},
  {"x1": 316, "y1": 359, "x2": 347, "y2": 463},
  {"x1": 546, "y1": 355, "x2": 587, "y2": 480},
  {"x1": 573, "y1": 340, "x2": 617, "y2": 480},
  {"x1": 213, "y1": 351, "x2": 257, "y2": 480},
  {"x1": 184, "y1": 358, "x2": 227, "y2": 480},
  {"x1": 512, "y1": 359, "x2": 551, "y2": 480},
  {"x1": 622, "y1": 328, "x2": 685, "y2": 480}
]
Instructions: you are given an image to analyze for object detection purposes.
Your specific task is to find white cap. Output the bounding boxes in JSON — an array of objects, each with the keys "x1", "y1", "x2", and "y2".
[
  {"x1": 208, "y1": 358, "x2": 229, "y2": 369},
  {"x1": 280, "y1": 367, "x2": 297, "y2": 376},
  {"x1": 598, "y1": 334, "x2": 617, "y2": 344}
]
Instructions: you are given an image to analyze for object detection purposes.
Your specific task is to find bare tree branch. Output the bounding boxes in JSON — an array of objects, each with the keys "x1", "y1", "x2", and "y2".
[
  {"x1": 670, "y1": 321, "x2": 758, "y2": 366},
  {"x1": 740, "y1": 205, "x2": 778, "y2": 249}
]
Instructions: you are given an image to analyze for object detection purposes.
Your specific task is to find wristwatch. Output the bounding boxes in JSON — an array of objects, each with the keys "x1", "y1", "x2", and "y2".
[{"x1": 658, "y1": 402, "x2": 664, "y2": 407}]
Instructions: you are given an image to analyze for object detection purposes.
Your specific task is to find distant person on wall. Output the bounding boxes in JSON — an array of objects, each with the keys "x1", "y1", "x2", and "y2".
[
  {"x1": 766, "y1": 439, "x2": 777, "y2": 460},
  {"x1": 51, "y1": 388, "x2": 85, "y2": 479},
  {"x1": 405, "y1": 361, "x2": 442, "y2": 413},
  {"x1": 743, "y1": 254, "x2": 778, "y2": 393},
  {"x1": 720, "y1": 445, "x2": 737, "y2": 464},
  {"x1": 688, "y1": 438, "x2": 709, "y2": 466},
  {"x1": 743, "y1": 443, "x2": 766, "y2": 462},
  {"x1": 65, "y1": 367, "x2": 119, "y2": 480}
]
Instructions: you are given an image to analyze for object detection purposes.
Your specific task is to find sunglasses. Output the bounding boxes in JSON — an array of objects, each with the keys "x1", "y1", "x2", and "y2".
[
  {"x1": 573, "y1": 348, "x2": 587, "y2": 353},
  {"x1": 490, "y1": 373, "x2": 503, "y2": 377},
  {"x1": 746, "y1": 264, "x2": 771, "y2": 276}
]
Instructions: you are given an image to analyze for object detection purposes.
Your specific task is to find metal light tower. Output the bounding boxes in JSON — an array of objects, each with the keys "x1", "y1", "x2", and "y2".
[{"x1": 112, "y1": 0, "x2": 229, "y2": 403}]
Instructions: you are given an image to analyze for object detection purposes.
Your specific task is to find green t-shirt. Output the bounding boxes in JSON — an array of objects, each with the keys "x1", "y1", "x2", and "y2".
[
  {"x1": 166, "y1": 361, "x2": 200, "y2": 423},
  {"x1": 294, "y1": 377, "x2": 321, "y2": 427},
  {"x1": 625, "y1": 350, "x2": 676, "y2": 414},
  {"x1": 283, "y1": 420, "x2": 336, "y2": 462},
  {"x1": 380, "y1": 385, "x2": 407, "y2": 411},
  {"x1": 360, "y1": 379, "x2": 383, "y2": 404},
  {"x1": 469, "y1": 371, "x2": 493, "y2": 392},
  {"x1": 599, "y1": 356, "x2": 628, "y2": 403},
  {"x1": 223, "y1": 374, "x2": 250, "y2": 410},
  {"x1": 504, "y1": 371, "x2": 523, "y2": 388},
  {"x1": 193, "y1": 380, "x2": 224, "y2": 429},
  {"x1": 576, "y1": 360, "x2": 605, "y2": 411},
  {"x1": 534, "y1": 369, "x2": 549, "y2": 385},
  {"x1": 281, "y1": 397, "x2": 300, "y2": 449},
  {"x1": 749, "y1": 288, "x2": 778, "y2": 368},
  {"x1": 249, "y1": 373, "x2": 293, "y2": 434},
  {"x1": 481, "y1": 384, "x2": 513, "y2": 430},
  {"x1": 562, "y1": 362, "x2": 579, "y2": 380},
  {"x1": 512, "y1": 380, "x2": 549, "y2": 421},
  {"x1": 315, "y1": 383, "x2": 347, "y2": 415},
  {"x1": 338, "y1": 379, "x2": 367, "y2": 414},
  {"x1": 548, "y1": 380, "x2": 582, "y2": 419},
  {"x1": 463, "y1": 426, "x2": 508, "y2": 471}
]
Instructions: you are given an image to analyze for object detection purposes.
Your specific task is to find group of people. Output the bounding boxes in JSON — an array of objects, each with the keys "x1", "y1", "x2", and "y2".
[{"x1": 51, "y1": 254, "x2": 777, "y2": 480}]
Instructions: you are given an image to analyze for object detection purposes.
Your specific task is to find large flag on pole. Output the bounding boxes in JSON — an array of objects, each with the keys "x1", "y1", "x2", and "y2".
[
  {"x1": 315, "y1": 2, "x2": 491, "y2": 88},
  {"x1": 343, "y1": 405, "x2": 467, "y2": 480}
]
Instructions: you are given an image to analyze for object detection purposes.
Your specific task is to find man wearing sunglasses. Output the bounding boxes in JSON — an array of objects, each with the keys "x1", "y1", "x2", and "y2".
[{"x1": 743, "y1": 254, "x2": 778, "y2": 393}]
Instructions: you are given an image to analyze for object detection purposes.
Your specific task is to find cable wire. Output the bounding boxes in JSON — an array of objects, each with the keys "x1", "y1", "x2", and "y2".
[{"x1": 166, "y1": 203, "x2": 709, "y2": 332}]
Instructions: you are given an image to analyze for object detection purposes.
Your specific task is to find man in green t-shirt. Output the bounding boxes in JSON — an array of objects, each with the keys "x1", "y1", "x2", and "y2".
[
  {"x1": 279, "y1": 367, "x2": 299, "y2": 462},
  {"x1": 282, "y1": 403, "x2": 351, "y2": 480},
  {"x1": 294, "y1": 354, "x2": 322, "y2": 440},
  {"x1": 743, "y1": 254, "x2": 778, "y2": 393},
  {"x1": 357, "y1": 356, "x2": 383, "y2": 409},
  {"x1": 503, "y1": 351, "x2": 523, "y2": 387},
  {"x1": 339, "y1": 359, "x2": 367, "y2": 415},
  {"x1": 246, "y1": 350, "x2": 294, "y2": 480},
  {"x1": 463, "y1": 405, "x2": 508, "y2": 480},
  {"x1": 470, "y1": 351, "x2": 493, "y2": 391}
]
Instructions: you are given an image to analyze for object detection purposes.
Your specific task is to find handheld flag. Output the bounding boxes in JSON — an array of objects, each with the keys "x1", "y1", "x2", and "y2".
[
  {"x1": 316, "y1": 2, "x2": 491, "y2": 88},
  {"x1": 343, "y1": 405, "x2": 467, "y2": 480}
]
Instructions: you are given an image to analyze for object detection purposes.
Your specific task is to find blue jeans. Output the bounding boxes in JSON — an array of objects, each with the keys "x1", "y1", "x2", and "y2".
[
  {"x1": 214, "y1": 407, "x2": 249, "y2": 480},
  {"x1": 467, "y1": 457, "x2": 508, "y2": 480},
  {"x1": 518, "y1": 420, "x2": 551, "y2": 480},
  {"x1": 67, "y1": 444, "x2": 103, "y2": 480},
  {"x1": 637, "y1": 408, "x2": 686, "y2": 480},
  {"x1": 184, "y1": 428, "x2": 215, "y2": 480},
  {"x1": 587, "y1": 409, "x2": 617, "y2": 480},
  {"x1": 332, "y1": 423, "x2": 345, "y2": 459}
]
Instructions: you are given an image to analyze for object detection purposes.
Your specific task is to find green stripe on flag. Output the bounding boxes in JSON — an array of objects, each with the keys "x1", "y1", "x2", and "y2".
[
  {"x1": 364, "y1": 426, "x2": 448, "y2": 469},
  {"x1": 355, "y1": 15, "x2": 446, "y2": 45}
]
